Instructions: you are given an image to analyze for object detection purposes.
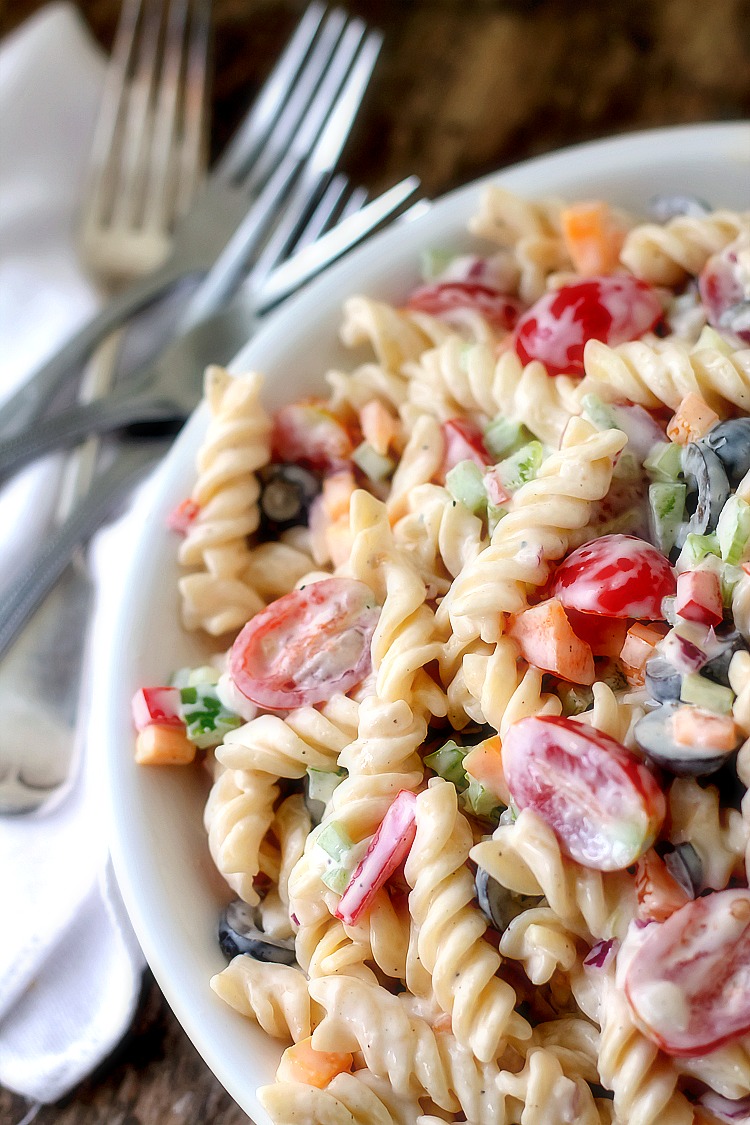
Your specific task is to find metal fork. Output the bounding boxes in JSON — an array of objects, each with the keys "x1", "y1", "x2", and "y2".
[{"x1": 0, "y1": 1, "x2": 382, "y2": 440}]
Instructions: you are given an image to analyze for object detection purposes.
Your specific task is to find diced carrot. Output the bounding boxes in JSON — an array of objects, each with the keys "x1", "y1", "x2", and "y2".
[
  {"x1": 620, "y1": 622, "x2": 668, "y2": 686},
  {"x1": 565, "y1": 607, "x2": 628, "y2": 659},
  {"x1": 135, "y1": 724, "x2": 195, "y2": 766},
  {"x1": 666, "y1": 393, "x2": 720, "y2": 445},
  {"x1": 635, "y1": 849, "x2": 690, "y2": 923},
  {"x1": 276, "y1": 1037, "x2": 353, "y2": 1089},
  {"x1": 322, "y1": 470, "x2": 357, "y2": 521},
  {"x1": 672, "y1": 706, "x2": 741, "y2": 752},
  {"x1": 359, "y1": 400, "x2": 398, "y2": 457},
  {"x1": 463, "y1": 736, "x2": 510, "y2": 806},
  {"x1": 507, "y1": 598, "x2": 595, "y2": 685},
  {"x1": 560, "y1": 200, "x2": 628, "y2": 276}
]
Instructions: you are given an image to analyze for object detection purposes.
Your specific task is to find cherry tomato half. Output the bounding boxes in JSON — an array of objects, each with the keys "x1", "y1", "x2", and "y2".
[
  {"x1": 272, "y1": 400, "x2": 357, "y2": 473},
  {"x1": 625, "y1": 889, "x2": 750, "y2": 1057},
  {"x1": 441, "y1": 418, "x2": 492, "y2": 474},
  {"x1": 513, "y1": 276, "x2": 663, "y2": 375},
  {"x1": 229, "y1": 578, "x2": 380, "y2": 710},
  {"x1": 553, "y1": 534, "x2": 676, "y2": 620},
  {"x1": 406, "y1": 281, "x2": 523, "y2": 333},
  {"x1": 503, "y1": 715, "x2": 665, "y2": 870}
]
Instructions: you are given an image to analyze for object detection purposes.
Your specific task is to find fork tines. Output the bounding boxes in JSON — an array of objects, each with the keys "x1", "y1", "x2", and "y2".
[{"x1": 81, "y1": 0, "x2": 211, "y2": 278}]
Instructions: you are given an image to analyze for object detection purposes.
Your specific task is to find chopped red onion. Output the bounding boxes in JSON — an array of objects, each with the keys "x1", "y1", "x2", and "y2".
[
  {"x1": 584, "y1": 938, "x2": 619, "y2": 969},
  {"x1": 661, "y1": 631, "x2": 708, "y2": 674},
  {"x1": 699, "y1": 1092, "x2": 750, "y2": 1123}
]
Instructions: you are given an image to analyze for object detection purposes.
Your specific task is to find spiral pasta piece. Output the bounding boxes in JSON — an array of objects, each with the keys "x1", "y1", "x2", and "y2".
[
  {"x1": 258, "y1": 1070, "x2": 424, "y2": 1125},
  {"x1": 340, "y1": 294, "x2": 452, "y2": 372},
  {"x1": 406, "y1": 337, "x2": 582, "y2": 447},
  {"x1": 667, "y1": 774, "x2": 747, "y2": 892},
  {"x1": 217, "y1": 694, "x2": 359, "y2": 779},
  {"x1": 441, "y1": 418, "x2": 626, "y2": 644},
  {"x1": 582, "y1": 337, "x2": 750, "y2": 415},
  {"x1": 471, "y1": 809, "x2": 636, "y2": 942},
  {"x1": 574, "y1": 681, "x2": 645, "y2": 748},
  {"x1": 210, "y1": 957, "x2": 318, "y2": 1043},
  {"x1": 348, "y1": 489, "x2": 446, "y2": 716},
  {"x1": 405, "y1": 778, "x2": 531, "y2": 1061},
  {"x1": 203, "y1": 767, "x2": 279, "y2": 905},
  {"x1": 178, "y1": 366, "x2": 272, "y2": 634},
  {"x1": 620, "y1": 210, "x2": 750, "y2": 285},
  {"x1": 386, "y1": 413, "x2": 446, "y2": 523},
  {"x1": 498, "y1": 906, "x2": 580, "y2": 986}
]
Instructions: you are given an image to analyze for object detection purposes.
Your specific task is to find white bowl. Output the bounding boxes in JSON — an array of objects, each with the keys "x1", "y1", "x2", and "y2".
[{"x1": 104, "y1": 123, "x2": 750, "y2": 1122}]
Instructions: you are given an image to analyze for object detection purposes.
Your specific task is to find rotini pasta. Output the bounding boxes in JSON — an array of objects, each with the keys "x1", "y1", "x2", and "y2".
[{"x1": 136, "y1": 188, "x2": 750, "y2": 1122}]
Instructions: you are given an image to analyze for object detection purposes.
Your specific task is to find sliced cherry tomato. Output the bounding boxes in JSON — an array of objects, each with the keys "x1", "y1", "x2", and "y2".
[
  {"x1": 166, "y1": 497, "x2": 200, "y2": 535},
  {"x1": 272, "y1": 400, "x2": 357, "y2": 472},
  {"x1": 406, "y1": 281, "x2": 523, "y2": 332},
  {"x1": 699, "y1": 237, "x2": 750, "y2": 344},
  {"x1": 513, "y1": 275, "x2": 663, "y2": 375},
  {"x1": 624, "y1": 889, "x2": 750, "y2": 1057},
  {"x1": 503, "y1": 715, "x2": 665, "y2": 870},
  {"x1": 335, "y1": 790, "x2": 417, "y2": 926},
  {"x1": 553, "y1": 534, "x2": 676, "y2": 620},
  {"x1": 229, "y1": 578, "x2": 379, "y2": 710},
  {"x1": 442, "y1": 418, "x2": 492, "y2": 474}
]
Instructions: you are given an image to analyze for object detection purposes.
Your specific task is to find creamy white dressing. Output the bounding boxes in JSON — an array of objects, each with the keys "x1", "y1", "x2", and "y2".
[{"x1": 629, "y1": 979, "x2": 691, "y2": 1033}]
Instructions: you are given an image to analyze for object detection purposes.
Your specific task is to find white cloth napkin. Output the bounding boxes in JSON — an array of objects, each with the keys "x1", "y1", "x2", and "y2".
[{"x1": 0, "y1": 4, "x2": 146, "y2": 1104}]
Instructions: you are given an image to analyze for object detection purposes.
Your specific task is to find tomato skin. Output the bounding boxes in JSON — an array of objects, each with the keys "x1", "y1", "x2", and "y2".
[
  {"x1": 272, "y1": 400, "x2": 356, "y2": 472},
  {"x1": 624, "y1": 889, "x2": 750, "y2": 1057},
  {"x1": 503, "y1": 715, "x2": 665, "y2": 871},
  {"x1": 699, "y1": 238, "x2": 750, "y2": 344},
  {"x1": 513, "y1": 275, "x2": 663, "y2": 375},
  {"x1": 166, "y1": 497, "x2": 200, "y2": 535},
  {"x1": 441, "y1": 418, "x2": 492, "y2": 473},
  {"x1": 553, "y1": 534, "x2": 676, "y2": 620},
  {"x1": 229, "y1": 578, "x2": 380, "y2": 710},
  {"x1": 406, "y1": 281, "x2": 523, "y2": 332}
]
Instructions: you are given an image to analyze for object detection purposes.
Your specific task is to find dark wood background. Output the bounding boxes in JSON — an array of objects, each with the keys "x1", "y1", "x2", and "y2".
[{"x1": 1, "y1": 1, "x2": 749, "y2": 1122}]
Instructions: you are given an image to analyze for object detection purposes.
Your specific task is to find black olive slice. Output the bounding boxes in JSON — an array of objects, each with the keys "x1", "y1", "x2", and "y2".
[
  {"x1": 634, "y1": 702, "x2": 740, "y2": 777},
  {"x1": 218, "y1": 899, "x2": 296, "y2": 964},
  {"x1": 704, "y1": 419, "x2": 750, "y2": 488}
]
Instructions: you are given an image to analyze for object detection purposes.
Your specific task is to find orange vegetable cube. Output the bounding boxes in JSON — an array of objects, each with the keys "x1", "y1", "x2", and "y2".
[
  {"x1": 359, "y1": 400, "x2": 398, "y2": 457},
  {"x1": 672, "y1": 706, "x2": 741, "y2": 752},
  {"x1": 560, "y1": 200, "x2": 629, "y2": 275},
  {"x1": 135, "y1": 724, "x2": 195, "y2": 766},
  {"x1": 507, "y1": 598, "x2": 595, "y2": 685},
  {"x1": 463, "y1": 736, "x2": 510, "y2": 805},
  {"x1": 620, "y1": 622, "x2": 668, "y2": 686},
  {"x1": 666, "y1": 393, "x2": 720, "y2": 445},
  {"x1": 276, "y1": 1036, "x2": 353, "y2": 1089}
]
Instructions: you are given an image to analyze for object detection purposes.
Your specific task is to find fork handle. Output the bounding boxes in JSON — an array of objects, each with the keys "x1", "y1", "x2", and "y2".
[
  {"x1": 0, "y1": 441, "x2": 167, "y2": 661},
  {"x1": 0, "y1": 258, "x2": 197, "y2": 439}
]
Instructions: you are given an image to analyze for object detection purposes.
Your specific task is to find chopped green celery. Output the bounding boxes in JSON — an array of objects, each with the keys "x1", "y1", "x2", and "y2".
[
  {"x1": 420, "y1": 248, "x2": 455, "y2": 281},
  {"x1": 424, "y1": 740, "x2": 468, "y2": 790},
  {"x1": 675, "y1": 532, "x2": 721, "y2": 571},
  {"x1": 352, "y1": 441, "x2": 395, "y2": 482},
  {"x1": 649, "y1": 481, "x2": 687, "y2": 554},
  {"x1": 459, "y1": 777, "x2": 503, "y2": 824},
  {"x1": 581, "y1": 394, "x2": 618, "y2": 432},
  {"x1": 558, "y1": 683, "x2": 595, "y2": 717},
  {"x1": 695, "y1": 325, "x2": 735, "y2": 356},
  {"x1": 644, "y1": 441, "x2": 683, "y2": 482},
  {"x1": 498, "y1": 440, "x2": 544, "y2": 491},
  {"x1": 321, "y1": 865, "x2": 351, "y2": 894},
  {"x1": 680, "y1": 673, "x2": 734, "y2": 714},
  {"x1": 316, "y1": 822, "x2": 355, "y2": 862},
  {"x1": 484, "y1": 416, "x2": 534, "y2": 460},
  {"x1": 179, "y1": 682, "x2": 241, "y2": 749},
  {"x1": 721, "y1": 563, "x2": 744, "y2": 607},
  {"x1": 446, "y1": 460, "x2": 487, "y2": 516},
  {"x1": 613, "y1": 451, "x2": 641, "y2": 481},
  {"x1": 307, "y1": 767, "x2": 346, "y2": 806},
  {"x1": 717, "y1": 495, "x2": 750, "y2": 565}
]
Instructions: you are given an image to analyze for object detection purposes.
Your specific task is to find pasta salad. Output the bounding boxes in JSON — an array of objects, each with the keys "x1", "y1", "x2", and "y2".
[{"x1": 133, "y1": 187, "x2": 750, "y2": 1125}]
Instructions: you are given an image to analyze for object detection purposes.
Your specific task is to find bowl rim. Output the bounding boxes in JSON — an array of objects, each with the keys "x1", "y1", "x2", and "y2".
[{"x1": 103, "y1": 120, "x2": 750, "y2": 1121}]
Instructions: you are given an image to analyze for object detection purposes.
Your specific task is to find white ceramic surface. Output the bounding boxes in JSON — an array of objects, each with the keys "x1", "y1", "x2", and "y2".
[{"x1": 104, "y1": 123, "x2": 750, "y2": 1123}]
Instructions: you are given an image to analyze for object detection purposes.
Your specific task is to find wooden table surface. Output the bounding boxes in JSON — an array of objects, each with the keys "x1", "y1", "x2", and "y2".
[{"x1": 1, "y1": 0, "x2": 749, "y2": 1122}]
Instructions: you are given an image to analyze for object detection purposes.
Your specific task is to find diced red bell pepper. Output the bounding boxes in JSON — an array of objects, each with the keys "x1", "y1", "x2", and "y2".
[
  {"x1": 166, "y1": 498, "x2": 200, "y2": 535},
  {"x1": 675, "y1": 569, "x2": 723, "y2": 628},
  {"x1": 335, "y1": 790, "x2": 417, "y2": 926},
  {"x1": 442, "y1": 418, "x2": 492, "y2": 475},
  {"x1": 484, "y1": 466, "x2": 512, "y2": 507},
  {"x1": 132, "y1": 686, "x2": 183, "y2": 731}
]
